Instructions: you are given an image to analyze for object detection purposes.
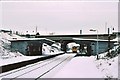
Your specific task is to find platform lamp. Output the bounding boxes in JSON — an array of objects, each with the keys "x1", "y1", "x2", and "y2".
[{"x1": 90, "y1": 29, "x2": 99, "y2": 60}]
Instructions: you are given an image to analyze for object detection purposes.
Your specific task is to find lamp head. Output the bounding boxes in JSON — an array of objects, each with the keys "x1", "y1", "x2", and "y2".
[{"x1": 90, "y1": 29, "x2": 96, "y2": 32}]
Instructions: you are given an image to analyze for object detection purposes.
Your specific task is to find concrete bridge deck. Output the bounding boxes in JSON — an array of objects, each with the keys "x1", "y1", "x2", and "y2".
[{"x1": 21, "y1": 34, "x2": 116, "y2": 41}]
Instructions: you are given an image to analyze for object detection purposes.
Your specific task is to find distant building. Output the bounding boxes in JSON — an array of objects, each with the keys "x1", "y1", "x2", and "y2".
[{"x1": 0, "y1": 29, "x2": 12, "y2": 33}]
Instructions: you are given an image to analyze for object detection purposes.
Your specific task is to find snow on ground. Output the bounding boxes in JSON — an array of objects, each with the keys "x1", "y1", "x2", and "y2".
[
  {"x1": 0, "y1": 32, "x2": 24, "y2": 59},
  {"x1": 42, "y1": 43, "x2": 51, "y2": 56},
  {"x1": 53, "y1": 56, "x2": 104, "y2": 78},
  {"x1": 42, "y1": 43, "x2": 63, "y2": 56},
  {"x1": 94, "y1": 56, "x2": 118, "y2": 78},
  {"x1": 0, "y1": 56, "x2": 43, "y2": 67},
  {"x1": 94, "y1": 46, "x2": 118, "y2": 78},
  {"x1": 53, "y1": 54, "x2": 118, "y2": 78}
]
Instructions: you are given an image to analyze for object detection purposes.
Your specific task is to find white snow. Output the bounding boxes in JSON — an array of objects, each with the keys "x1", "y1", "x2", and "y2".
[
  {"x1": 112, "y1": 37, "x2": 119, "y2": 42},
  {"x1": 53, "y1": 56, "x2": 104, "y2": 78},
  {"x1": 94, "y1": 56, "x2": 118, "y2": 78},
  {"x1": 51, "y1": 43, "x2": 61, "y2": 51},
  {"x1": 53, "y1": 55, "x2": 118, "y2": 78},
  {"x1": 0, "y1": 32, "x2": 24, "y2": 60},
  {"x1": 9, "y1": 38, "x2": 55, "y2": 43},
  {"x1": 73, "y1": 38, "x2": 112, "y2": 42},
  {"x1": 67, "y1": 42, "x2": 80, "y2": 53},
  {"x1": 0, "y1": 56, "x2": 43, "y2": 67},
  {"x1": 42, "y1": 43, "x2": 63, "y2": 56}
]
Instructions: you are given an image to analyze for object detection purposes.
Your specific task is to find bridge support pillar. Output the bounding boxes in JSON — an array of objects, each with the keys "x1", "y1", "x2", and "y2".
[
  {"x1": 61, "y1": 42, "x2": 67, "y2": 53},
  {"x1": 40, "y1": 43, "x2": 43, "y2": 55},
  {"x1": 61, "y1": 41, "x2": 73, "y2": 53}
]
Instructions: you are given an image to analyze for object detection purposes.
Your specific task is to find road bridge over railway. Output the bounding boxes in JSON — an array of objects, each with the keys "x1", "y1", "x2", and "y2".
[
  {"x1": 21, "y1": 34, "x2": 116, "y2": 40},
  {"x1": 20, "y1": 34, "x2": 117, "y2": 56}
]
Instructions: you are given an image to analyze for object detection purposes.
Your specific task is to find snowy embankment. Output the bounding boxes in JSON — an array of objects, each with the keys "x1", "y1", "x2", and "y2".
[
  {"x1": 42, "y1": 43, "x2": 63, "y2": 56},
  {"x1": 0, "y1": 32, "x2": 24, "y2": 59},
  {"x1": 94, "y1": 56, "x2": 118, "y2": 78},
  {"x1": 53, "y1": 55, "x2": 118, "y2": 78},
  {"x1": 94, "y1": 50, "x2": 118, "y2": 78},
  {"x1": 95, "y1": 41, "x2": 119, "y2": 78}
]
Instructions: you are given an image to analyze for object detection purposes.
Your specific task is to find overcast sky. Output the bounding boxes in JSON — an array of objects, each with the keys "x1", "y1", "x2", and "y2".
[{"x1": 1, "y1": 1, "x2": 118, "y2": 35}]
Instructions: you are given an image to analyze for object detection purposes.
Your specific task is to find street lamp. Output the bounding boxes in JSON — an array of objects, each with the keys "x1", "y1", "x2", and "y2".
[{"x1": 90, "y1": 29, "x2": 99, "y2": 60}]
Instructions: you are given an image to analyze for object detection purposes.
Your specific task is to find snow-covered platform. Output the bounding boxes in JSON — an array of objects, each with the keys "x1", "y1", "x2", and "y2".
[
  {"x1": 0, "y1": 56, "x2": 43, "y2": 67},
  {"x1": 53, "y1": 56, "x2": 118, "y2": 78},
  {"x1": 0, "y1": 53, "x2": 64, "y2": 73},
  {"x1": 0, "y1": 54, "x2": 76, "y2": 79}
]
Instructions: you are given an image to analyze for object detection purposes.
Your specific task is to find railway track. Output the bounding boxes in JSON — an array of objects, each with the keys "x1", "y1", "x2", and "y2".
[{"x1": 0, "y1": 54, "x2": 76, "y2": 80}]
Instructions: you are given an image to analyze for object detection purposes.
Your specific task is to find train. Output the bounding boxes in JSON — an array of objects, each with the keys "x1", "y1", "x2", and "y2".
[{"x1": 72, "y1": 44, "x2": 80, "y2": 53}]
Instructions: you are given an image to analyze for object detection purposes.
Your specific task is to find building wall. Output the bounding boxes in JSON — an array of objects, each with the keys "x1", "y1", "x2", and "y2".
[
  {"x1": 91, "y1": 41, "x2": 114, "y2": 55},
  {"x1": 27, "y1": 41, "x2": 42, "y2": 56},
  {"x1": 11, "y1": 41, "x2": 27, "y2": 55},
  {"x1": 11, "y1": 41, "x2": 43, "y2": 56}
]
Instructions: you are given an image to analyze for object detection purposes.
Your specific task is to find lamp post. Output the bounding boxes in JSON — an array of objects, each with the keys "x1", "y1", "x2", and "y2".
[{"x1": 90, "y1": 29, "x2": 99, "y2": 60}]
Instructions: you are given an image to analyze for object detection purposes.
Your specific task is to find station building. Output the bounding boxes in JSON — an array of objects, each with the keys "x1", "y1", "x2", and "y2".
[
  {"x1": 10, "y1": 38, "x2": 55, "y2": 56},
  {"x1": 73, "y1": 38, "x2": 116, "y2": 55}
]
